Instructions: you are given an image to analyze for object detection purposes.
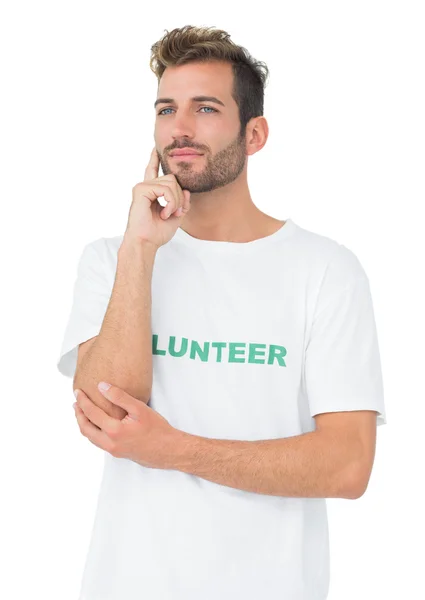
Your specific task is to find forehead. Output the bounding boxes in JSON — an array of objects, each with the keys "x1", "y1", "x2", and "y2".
[{"x1": 157, "y1": 60, "x2": 234, "y2": 104}]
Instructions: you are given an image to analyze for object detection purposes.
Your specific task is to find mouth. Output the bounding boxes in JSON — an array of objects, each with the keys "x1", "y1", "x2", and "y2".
[{"x1": 170, "y1": 153, "x2": 203, "y2": 160}]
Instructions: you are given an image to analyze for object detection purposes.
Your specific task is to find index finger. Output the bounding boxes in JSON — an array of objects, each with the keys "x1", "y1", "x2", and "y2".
[{"x1": 144, "y1": 147, "x2": 160, "y2": 182}]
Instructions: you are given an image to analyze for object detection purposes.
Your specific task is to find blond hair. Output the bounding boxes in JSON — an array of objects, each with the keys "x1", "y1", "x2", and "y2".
[{"x1": 150, "y1": 25, "x2": 270, "y2": 137}]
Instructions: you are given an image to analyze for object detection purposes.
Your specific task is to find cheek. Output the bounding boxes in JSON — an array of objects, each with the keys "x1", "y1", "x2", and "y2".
[
  {"x1": 154, "y1": 130, "x2": 167, "y2": 155},
  {"x1": 154, "y1": 122, "x2": 166, "y2": 139}
]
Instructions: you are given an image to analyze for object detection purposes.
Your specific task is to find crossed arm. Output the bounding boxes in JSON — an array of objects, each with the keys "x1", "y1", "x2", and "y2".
[
  {"x1": 72, "y1": 240, "x2": 378, "y2": 500},
  {"x1": 75, "y1": 377, "x2": 378, "y2": 500},
  {"x1": 170, "y1": 409, "x2": 378, "y2": 499}
]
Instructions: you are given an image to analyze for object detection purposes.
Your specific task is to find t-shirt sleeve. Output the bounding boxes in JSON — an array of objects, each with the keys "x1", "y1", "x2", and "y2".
[
  {"x1": 303, "y1": 245, "x2": 387, "y2": 426},
  {"x1": 56, "y1": 239, "x2": 113, "y2": 379}
]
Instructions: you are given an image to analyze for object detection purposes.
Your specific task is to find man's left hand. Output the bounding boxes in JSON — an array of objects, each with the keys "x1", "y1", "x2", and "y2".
[{"x1": 73, "y1": 382, "x2": 181, "y2": 470}]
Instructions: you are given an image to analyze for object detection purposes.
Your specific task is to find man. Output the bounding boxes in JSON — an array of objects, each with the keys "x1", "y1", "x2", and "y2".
[{"x1": 57, "y1": 25, "x2": 386, "y2": 600}]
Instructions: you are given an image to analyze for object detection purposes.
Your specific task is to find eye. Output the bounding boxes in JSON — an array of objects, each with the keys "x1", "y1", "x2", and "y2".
[{"x1": 157, "y1": 106, "x2": 218, "y2": 116}]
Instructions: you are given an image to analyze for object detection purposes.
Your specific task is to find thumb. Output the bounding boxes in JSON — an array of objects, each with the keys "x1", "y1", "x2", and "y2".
[{"x1": 97, "y1": 381, "x2": 140, "y2": 416}]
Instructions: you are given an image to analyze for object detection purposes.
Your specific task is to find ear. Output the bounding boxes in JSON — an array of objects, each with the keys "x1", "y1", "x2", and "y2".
[{"x1": 246, "y1": 116, "x2": 269, "y2": 156}]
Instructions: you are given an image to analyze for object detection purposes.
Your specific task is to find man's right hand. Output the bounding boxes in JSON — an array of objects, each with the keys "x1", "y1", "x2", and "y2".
[{"x1": 124, "y1": 147, "x2": 192, "y2": 249}]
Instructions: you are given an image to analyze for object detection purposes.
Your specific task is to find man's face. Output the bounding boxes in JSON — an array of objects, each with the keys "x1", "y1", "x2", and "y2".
[{"x1": 154, "y1": 61, "x2": 247, "y2": 193}]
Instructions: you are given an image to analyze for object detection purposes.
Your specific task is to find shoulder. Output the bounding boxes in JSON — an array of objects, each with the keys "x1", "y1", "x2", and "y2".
[
  {"x1": 82, "y1": 234, "x2": 123, "y2": 259},
  {"x1": 291, "y1": 221, "x2": 368, "y2": 289},
  {"x1": 78, "y1": 235, "x2": 124, "y2": 286}
]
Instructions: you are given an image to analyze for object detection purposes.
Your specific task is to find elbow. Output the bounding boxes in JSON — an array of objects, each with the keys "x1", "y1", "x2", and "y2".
[
  {"x1": 343, "y1": 482, "x2": 367, "y2": 500},
  {"x1": 341, "y1": 464, "x2": 370, "y2": 500}
]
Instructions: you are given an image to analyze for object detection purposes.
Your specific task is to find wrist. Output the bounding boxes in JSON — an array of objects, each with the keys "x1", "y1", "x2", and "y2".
[
  {"x1": 119, "y1": 234, "x2": 159, "y2": 256},
  {"x1": 167, "y1": 428, "x2": 202, "y2": 473}
]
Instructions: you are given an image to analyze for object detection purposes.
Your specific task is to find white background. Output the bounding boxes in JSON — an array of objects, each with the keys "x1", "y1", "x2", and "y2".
[{"x1": 1, "y1": 1, "x2": 423, "y2": 598}]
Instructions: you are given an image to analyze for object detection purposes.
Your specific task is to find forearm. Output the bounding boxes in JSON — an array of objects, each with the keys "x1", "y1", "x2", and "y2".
[
  {"x1": 172, "y1": 428, "x2": 361, "y2": 499},
  {"x1": 74, "y1": 236, "x2": 157, "y2": 417}
]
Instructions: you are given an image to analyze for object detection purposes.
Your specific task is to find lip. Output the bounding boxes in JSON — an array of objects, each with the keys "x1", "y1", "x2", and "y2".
[
  {"x1": 170, "y1": 154, "x2": 202, "y2": 160},
  {"x1": 169, "y1": 149, "x2": 203, "y2": 157}
]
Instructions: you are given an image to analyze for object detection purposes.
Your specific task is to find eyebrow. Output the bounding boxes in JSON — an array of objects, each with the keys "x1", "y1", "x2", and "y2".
[{"x1": 154, "y1": 96, "x2": 225, "y2": 109}]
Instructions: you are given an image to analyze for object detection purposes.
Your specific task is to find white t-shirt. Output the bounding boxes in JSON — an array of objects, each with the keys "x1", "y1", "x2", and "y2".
[{"x1": 57, "y1": 218, "x2": 386, "y2": 600}]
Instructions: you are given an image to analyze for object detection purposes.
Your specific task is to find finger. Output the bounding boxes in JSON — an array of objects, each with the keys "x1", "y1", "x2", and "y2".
[
  {"x1": 97, "y1": 382, "x2": 142, "y2": 421},
  {"x1": 74, "y1": 404, "x2": 113, "y2": 451},
  {"x1": 173, "y1": 181, "x2": 185, "y2": 214},
  {"x1": 158, "y1": 176, "x2": 184, "y2": 216},
  {"x1": 160, "y1": 185, "x2": 181, "y2": 219},
  {"x1": 173, "y1": 189, "x2": 191, "y2": 217},
  {"x1": 75, "y1": 389, "x2": 120, "y2": 435},
  {"x1": 134, "y1": 181, "x2": 178, "y2": 217},
  {"x1": 144, "y1": 147, "x2": 160, "y2": 182},
  {"x1": 182, "y1": 189, "x2": 191, "y2": 210}
]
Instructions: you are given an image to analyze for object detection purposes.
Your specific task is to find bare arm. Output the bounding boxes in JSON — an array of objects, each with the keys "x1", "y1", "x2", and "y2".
[
  {"x1": 172, "y1": 423, "x2": 367, "y2": 499},
  {"x1": 73, "y1": 237, "x2": 157, "y2": 420}
]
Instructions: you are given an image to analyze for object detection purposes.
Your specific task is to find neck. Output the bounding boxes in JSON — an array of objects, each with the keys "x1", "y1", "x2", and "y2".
[{"x1": 180, "y1": 178, "x2": 284, "y2": 243}]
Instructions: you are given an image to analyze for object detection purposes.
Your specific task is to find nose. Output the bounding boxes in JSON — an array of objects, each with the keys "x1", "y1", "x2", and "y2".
[{"x1": 170, "y1": 110, "x2": 196, "y2": 141}]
